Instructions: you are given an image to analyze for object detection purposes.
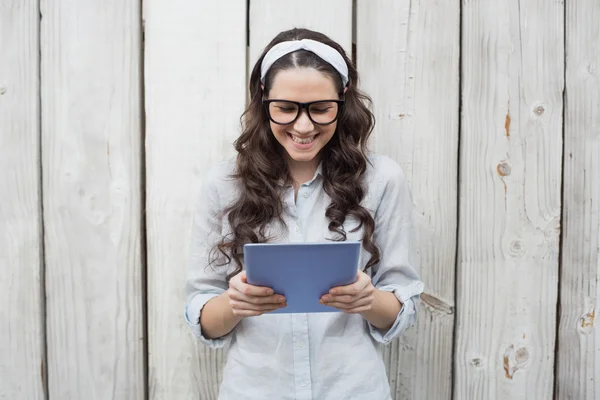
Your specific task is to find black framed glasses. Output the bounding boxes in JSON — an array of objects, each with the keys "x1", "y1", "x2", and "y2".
[{"x1": 263, "y1": 99, "x2": 345, "y2": 126}]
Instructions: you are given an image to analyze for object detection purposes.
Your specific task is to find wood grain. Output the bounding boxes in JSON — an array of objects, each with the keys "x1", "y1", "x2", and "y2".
[
  {"x1": 249, "y1": 0, "x2": 352, "y2": 68},
  {"x1": 556, "y1": 1, "x2": 600, "y2": 398},
  {"x1": 41, "y1": 1, "x2": 145, "y2": 398},
  {"x1": 143, "y1": 1, "x2": 246, "y2": 398},
  {"x1": 456, "y1": 0, "x2": 564, "y2": 398},
  {"x1": 0, "y1": 1, "x2": 45, "y2": 398},
  {"x1": 5, "y1": 1, "x2": 599, "y2": 398},
  {"x1": 357, "y1": 1, "x2": 460, "y2": 398}
]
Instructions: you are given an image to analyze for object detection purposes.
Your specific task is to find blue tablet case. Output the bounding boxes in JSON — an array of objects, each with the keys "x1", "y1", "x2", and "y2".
[{"x1": 244, "y1": 241, "x2": 361, "y2": 313}]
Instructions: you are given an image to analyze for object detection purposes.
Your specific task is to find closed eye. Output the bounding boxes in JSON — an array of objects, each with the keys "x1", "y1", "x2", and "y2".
[
  {"x1": 276, "y1": 107, "x2": 297, "y2": 113},
  {"x1": 311, "y1": 107, "x2": 332, "y2": 113}
]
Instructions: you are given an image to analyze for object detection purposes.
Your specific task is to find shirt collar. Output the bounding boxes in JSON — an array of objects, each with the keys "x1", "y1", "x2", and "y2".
[
  {"x1": 311, "y1": 161, "x2": 323, "y2": 182},
  {"x1": 278, "y1": 161, "x2": 323, "y2": 187}
]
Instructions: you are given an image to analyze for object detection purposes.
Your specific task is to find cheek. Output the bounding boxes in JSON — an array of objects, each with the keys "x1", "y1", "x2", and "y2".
[
  {"x1": 270, "y1": 122, "x2": 286, "y2": 137},
  {"x1": 323, "y1": 122, "x2": 338, "y2": 138}
]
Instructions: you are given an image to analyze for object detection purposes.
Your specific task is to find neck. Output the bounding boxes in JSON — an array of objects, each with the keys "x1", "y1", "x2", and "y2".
[{"x1": 287, "y1": 156, "x2": 320, "y2": 187}]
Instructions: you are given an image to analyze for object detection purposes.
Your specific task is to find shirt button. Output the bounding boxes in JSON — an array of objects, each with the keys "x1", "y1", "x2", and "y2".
[
  {"x1": 303, "y1": 192, "x2": 309, "y2": 198},
  {"x1": 301, "y1": 381, "x2": 307, "y2": 387},
  {"x1": 295, "y1": 225, "x2": 300, "y2": 232},
  {"x1": 297, "y1": 342, "x2": 304, "y2": 347}
]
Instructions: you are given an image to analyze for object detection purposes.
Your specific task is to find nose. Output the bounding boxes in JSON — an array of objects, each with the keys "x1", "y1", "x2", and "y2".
[{"x1": 293, "y1": 109, "x2": 315, "y2": 133}]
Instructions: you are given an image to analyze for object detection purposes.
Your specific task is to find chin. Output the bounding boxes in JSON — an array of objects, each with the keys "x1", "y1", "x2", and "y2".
[{"x1": 286, "y1": 150, "x2": 320, "y2": 163}]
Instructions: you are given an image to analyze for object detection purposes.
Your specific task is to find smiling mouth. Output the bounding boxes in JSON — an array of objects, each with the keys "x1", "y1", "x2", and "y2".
[{"x1": 288, "y1": 133, "x2": 318, "y2": 144}]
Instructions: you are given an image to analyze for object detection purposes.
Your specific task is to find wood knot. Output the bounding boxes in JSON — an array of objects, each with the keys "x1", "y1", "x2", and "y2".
[
  {"x1": 497, "y1": 162, "x2": 511, "y2": 177},
  {"x1": 471, "y1": 358, "x2": 483, "y2": 367},
  {"x1": 533, "y1": 105, "x2": 545, "y2": 116},
  {"x1": 515, "y1": 347, "x2": 529, "y2": 364},
  {"x1": 509, "y1": 240, "x2": 525, "y2": 257},
  {"x1": 504, "y1": 345, "x2": 529, "y2": 379},
  {"x1": 419, "y1": 292, "x2": 454, "y2": 315},
  {"x1": 580, "y1": 309, "x2": 595, "y2": 333}
]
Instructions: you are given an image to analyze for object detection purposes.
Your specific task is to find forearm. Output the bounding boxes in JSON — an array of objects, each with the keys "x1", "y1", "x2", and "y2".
[
  {"x1": 360, "y1": 289, "x2": 402, "y2": 331},
  {"x1": 200, "y1": 292, "x2": 243, "y2": 339}
]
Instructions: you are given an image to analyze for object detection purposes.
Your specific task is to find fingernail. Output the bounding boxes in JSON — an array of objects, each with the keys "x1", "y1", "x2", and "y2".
[
  {"x1": 322, "y1": 296, "x2": 329, "y2": 302},
  {"x1": 267, "y1": 289, "x2": 274, "y2": 295},
  {"x1": 278, "y1": 297, "x2": 286, "y2": 303}
]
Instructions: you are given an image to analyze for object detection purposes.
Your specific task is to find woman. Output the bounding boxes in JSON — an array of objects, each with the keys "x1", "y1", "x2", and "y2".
[{"x1": 185, "y1": 27, "x2": 424, "y2": 400}]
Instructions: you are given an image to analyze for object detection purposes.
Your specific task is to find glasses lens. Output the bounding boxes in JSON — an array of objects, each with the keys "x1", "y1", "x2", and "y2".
[
  {"x1": 268, "y1": 101, "x2": 299, "y2": 124},
  {"x1": 308, "y1": 101, "x2": 339, "y2": 124}
]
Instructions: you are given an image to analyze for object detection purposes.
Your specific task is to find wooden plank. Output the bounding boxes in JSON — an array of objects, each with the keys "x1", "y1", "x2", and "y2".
[
  {"x1": 455, "y1": 1, "x2": 564, "y2": 398},
  {"x1": 40, "y1": 1, "x2": 145, "y2": 398},
  {"x1": 143, "y1": 1, "x2": 246, "y2": 398},
  {"x1": 556, "y1": 1, "x2": 600, "y2": 398},
  {"x1": 249, "y1": 0, "x2": 352, "y2": 68},
  {"x1": 357, "y1": 1, "x2": 459, "y2": 398},
  {"x1": 0, "y1": 1, "x2": 45, "y2": 399}
]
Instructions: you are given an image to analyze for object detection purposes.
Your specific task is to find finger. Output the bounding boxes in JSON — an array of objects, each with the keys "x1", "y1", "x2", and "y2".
[
  {"x1": 323, "y1": 295, "x2": 374, "y2": 310},
  {"x1": 329, "y1": 282, "x2": 372, "y2": 298},
  {"x1": 343, "y1": 304, "x2": 373, "y2": 314},
  {"x1": 331, "y1": 284, "x2": 374, "y2": 302},
  {"x1": 322, "y1": 293, "x2": 363, "y2": 304},
  {"x1": 329, "y1": 272, "x2": 370, "y2": 296},
  {"x1": 231, "y1": 309, "x2": 263, "y2": 317},
  {"x1": 232, "y1": 307, "x2": 288, "y2": 317},
  {"x1": 230, "y1": 299, "x2": 287, "y2": 312},
  {"x1": 229, "y1": 272, "x2": 275, "y2": 297},
  {"x1": 322, "y1": 301, "x2": 353, "y2": 310},
  {"x1": 227, "y1": 288, "x2": 286, "y2": 305}
]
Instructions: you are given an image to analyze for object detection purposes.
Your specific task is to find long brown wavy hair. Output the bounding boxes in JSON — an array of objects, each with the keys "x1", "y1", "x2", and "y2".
[{"x1": 212, "y1": 28, "x2": 380, "y2": 281}]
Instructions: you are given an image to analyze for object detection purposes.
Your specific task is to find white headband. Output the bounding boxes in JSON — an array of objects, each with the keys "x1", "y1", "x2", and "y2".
[{"x1": 260, "y1": 39, "x2": 349, "y2": 87}]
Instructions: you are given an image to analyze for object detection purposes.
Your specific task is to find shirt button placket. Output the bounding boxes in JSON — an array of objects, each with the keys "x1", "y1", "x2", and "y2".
[
  {"x1": 293, "y1": 221, "x2": 302, "y2": 242},
  {"x1": 289, "y1": 187, "x2": 310, "y2": 398},
  {"x1": 286, "y1": 187, "x2": 302, "y2": 243},
  {"x1": 292, "y1": 314, "x2": 312, "y2": 399}
]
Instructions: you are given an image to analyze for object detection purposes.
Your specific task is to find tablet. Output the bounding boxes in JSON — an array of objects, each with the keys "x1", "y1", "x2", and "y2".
[{"x1": 244, "y1": 241, "x2": 361, "y2": 313}]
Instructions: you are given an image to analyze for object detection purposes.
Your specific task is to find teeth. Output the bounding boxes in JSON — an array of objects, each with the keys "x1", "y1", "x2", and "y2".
[{"x1": 290, "y1": 134, "x2": 317, "y2": 144}]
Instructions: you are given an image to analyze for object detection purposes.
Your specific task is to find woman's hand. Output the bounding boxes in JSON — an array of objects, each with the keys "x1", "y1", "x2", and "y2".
[
  {"x1": 227, "y1": 271, "x2": 287, "y2": 317},
  {"x1": 320, "y1": 270, "x2": 375, "y2": 313}
]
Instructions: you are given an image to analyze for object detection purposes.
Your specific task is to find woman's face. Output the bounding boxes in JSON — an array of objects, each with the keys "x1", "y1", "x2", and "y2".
[{"x1": 265, "y1": 68, "x2": 340, "y2": 166}]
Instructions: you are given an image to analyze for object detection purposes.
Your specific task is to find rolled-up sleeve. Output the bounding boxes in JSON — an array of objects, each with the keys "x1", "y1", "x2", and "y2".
[
  {"x1": 367, "y1": 158, "x2": 424, "y2": 344},
  {"x1": 185, "y1": 164, "x2": 235, "y2": 349}
]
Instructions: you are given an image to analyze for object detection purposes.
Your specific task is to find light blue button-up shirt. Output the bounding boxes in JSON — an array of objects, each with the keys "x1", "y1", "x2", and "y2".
[{"x1": 185, "y1": 154, "x2": 424, "y2": 400}]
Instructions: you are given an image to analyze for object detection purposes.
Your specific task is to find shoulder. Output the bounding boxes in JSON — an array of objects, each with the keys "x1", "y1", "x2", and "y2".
[
  {"x1": 365, "y1": 153, "x2": 409, "y2": 189},
  {"x1": 201, "y1": 158, "x2": 240, "y2": 204},
  {"x1": 362, "y1": 153, "x2": 412, "y2": 210},
  {"x1": 204, "y1": 158, "x2": 237, "y2": 187}
]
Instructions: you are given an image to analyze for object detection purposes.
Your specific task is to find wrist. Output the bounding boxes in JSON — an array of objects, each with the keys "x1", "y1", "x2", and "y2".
[
  {"x1": 201, "y1": 291, "x2": 243, "y2": 339},
  {"x1": 360, "y1": 289, "x2": 402, "y2": 330},
  {"x1": 221, "y1": 291, "x2": 244, "y2": 325}
]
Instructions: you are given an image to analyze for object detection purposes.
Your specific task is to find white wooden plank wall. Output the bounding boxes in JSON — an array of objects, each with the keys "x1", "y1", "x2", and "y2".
[
  {"x1": 249, "y1": 0, "x2": 352, "y2": 69},
  {"x1": 0, "y1": 1, "x2": 45, "y2": 399},
  {"x1": 456, "y1": 1, "x2": 564, "y2": 399},
  {"x1": 143, "y1": 1, "x2": 246, "y2": 399},
  {"x1": 557, "y1": 1, "x2": 600, "y2": 398},
  {"x1": 357, "y1": 1, "x2": 460, "y2": 398},
  {"x1": 40, "y1": 0, "x2": 145, "y2": 398},
  {"x1": 4, "y1": 1, "x2": 600, "y2": 399}
]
